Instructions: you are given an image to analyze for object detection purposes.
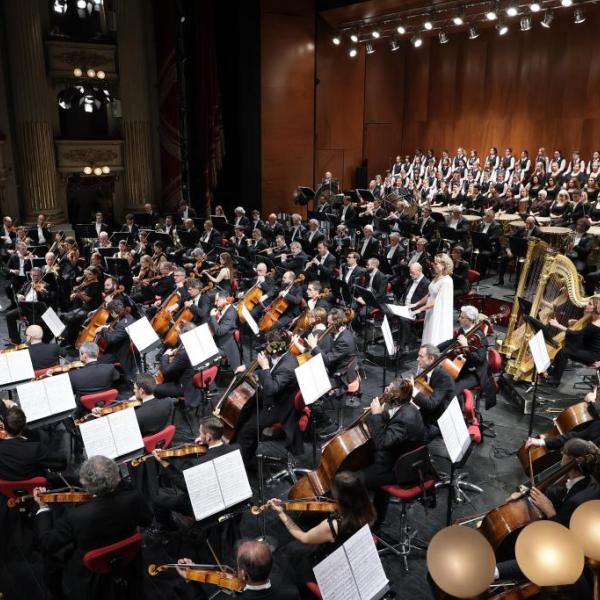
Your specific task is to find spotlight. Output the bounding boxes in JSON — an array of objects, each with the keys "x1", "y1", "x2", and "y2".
[
  {"x1": 469, "y1": 26, "x2": 479, "y2": 39},
  {"x1": 86, "y1": 69, "x2": 96, "y2": 78},
  {"x1": 366, "y1": 43, "x2": 375, "y2": 54},
  {"x1": 529, "y1": 3, "x2": 541, "y2": 12},
  {"x1": 390, "y1": 40, "x2": 400, "y2": 51},
  {"x1": 506, "y1": 4, "x2": 519, "y2": 16},
  {"x1": 453, "y1": 15, "x2": 464, "y2": 25},
  {"x1": 486, "y1": 8, "x2": 498, "y2": 20},
  {"x1": 497, "y1": 22, "x2": 509, "y2": 35},
  {"x1": 397, "y1": 25, "x2": 406, "y2": 34},
  {"x1": 73, "y1": 67, "x2": 83, "y2": 77},
  {"x1": 97, "y1": 70, "x2": 106, "y2": 79},
  {"x1": 541, "y1": 11, "x2": 554, "y2": 27},
  {"x1": 424, "y1": 20, "x2": 433, "y2": 30},
  {"x1": 574, "y1": 9, "x2": 585, "y2": 23},
  {"x1": 411, "y1": 35, "x2": 423, "y2": 48},
  {"x1": 83, "y1": 166, "x2": 92, "y2": 175},
  {"x1": 92, "y1": 0, "x2": 103, "y2": 9},
  {"x1": 102, "y1": 166, "x2": 110, "y2": 174},
  {"x1": 520, "y1": 16, "x2": 532, "y2": 29},
  {"x1": 561, "y1": 0, "x2": 572, "y2": 6},
  {"x1": 350, "y1": 33, "x2": 359, "y2": 42},
  {"x1": 58, "y1": 90, "x2": 72, "y2": 110},
  {"x1": 93, "y1": 167, "x2": 103, "y2": 176},
  {"x1": 348, "y1": 47, "x2": 358, "y2": 58},
  {"x1": 76, "y1": 0, "x2": 86, "y2": 8},
  {"x1": 332, "y1": 35, "x2": 341, "y2": 45},
  {"x1": 53, "y1": 0, "x2": 67, "y2": 14},
  {"x1": 371, "y1": 30, "x2": 380, "y2": 38},
  {"x1": 439, "y1": 32, "x2": 449, "y2": 44}
]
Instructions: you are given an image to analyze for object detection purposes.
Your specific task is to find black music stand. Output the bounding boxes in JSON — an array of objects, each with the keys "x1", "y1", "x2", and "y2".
[
  {"x1": 132, "y1": 213, "x2": 156, "y2": 228},
  {"x1": 110, "y1": 232, "x2": 134, "y2": 246},
  {"x1": 508, "y1": 236, "x2": 529, "y2": 289},
  {"x1": 471, "y1": 232, "x2": 492, "y2": 271},
  {"x1": 29, "y1": 244, "x2": 48, "y2": 258},
  {"x1": 105, "y1": 257, "x2": 130, "y2": 280},
  {"x1": 331, "y1": 279, "x2": 352, "y2": 307},
  {"x1": 178, "y1": 230, "x2": 199, "y2": 249},
  {"x1": 356, "y1": 189, "x2": 375, "y2": 202},
  {"x1": 210, "y1": 216, "x2": 231, "y2": 236},
  {"x1": 97, "y1": 247, "x2": 118, "y2": 258},
  {"x1": 147, "y1": 232, "x2": 173, "y2": 247},
  {"x1": 75, "y1": 224, "x2": 98, "y2": 240},
  {"x1": 296, "y1": 186, "x2": 315, "y2": 206}
]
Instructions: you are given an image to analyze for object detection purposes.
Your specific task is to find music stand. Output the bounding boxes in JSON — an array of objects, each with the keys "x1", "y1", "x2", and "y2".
[
  {"x1": 110, "y1": 232, "x2": 134, "y2": 246},
  {"x1": 331, "y1": 279, "x2": 352, "y2": 307},
  {"x1": 147, "y1": 231, "x2": 173, "y2": 247},
  {"x1": 356, "y1": 189, "x2": 375, "y2": 202},
  {"x1": 471, "y1": 231, "x2": 492, "y2": 271},
  {"x1": 97, "y1": 247, "x2": 118, "y2": 258},
  {"x1": 105, "y1": 257, "x2": 130, "y2": 280},
  {"x1": 354, "y1": 285, "x2": 380, "y2": 309},
  {"x1": 178, "y1": 230, "x2": 198, "y2": 249},
  {"x1": 32, "y1": 258, "x2": 45, "y2": 269},
  {"x1": 132, "y1": 213, "x2": 156, "y2": 228},
  {"x1": 210, "y1": 216, "x2": 230, "y2": 235},
  {"x1": 19, "y1": 301, "x2": 49, "y2": 340},
  {"x1": 509, "y1": 236, "x2": 529, "y2": 286}
]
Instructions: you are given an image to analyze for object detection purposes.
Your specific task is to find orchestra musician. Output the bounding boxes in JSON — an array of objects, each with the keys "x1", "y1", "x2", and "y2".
[
  {"x1": 232, "y1": 206, "x2": 251, "y2": 230},
  {"x1": 338, "y1": 195, "x2": 356, "y2": 229},
  {"x1": 305, "y1": 219, "x2": 324, "y2": 250},
  {"x1": 396, "y1": 263, "x2": 430, "y2": 352},
  {"x1": 130, "y1": 374, "x2": 175, "y2": 436},
  {"x1": 289, "y1": 213, "x2": 306, "y2": 243},
  {"x1": 567, "y1": 217, "x2": 595, "y2": 273},
  {"x1": 270, "y1": 270, "x2": 303, "y2": 330},
  {"x1": 304, "y1": 281, "x2": 332, "y2": 312},
  {"x1": 28, "y1": 213, "x2": 51, "y2": 246},
  {"x1": 340, "y1": 251, "x2": 366, "y2": 290},
  {"x1": 305, "y1": 241, "x2": 336, "y2": 286},
  {"x1": 25, "y1": 324, "x2": 64, "y2": 370},
  {"x1": 176, "y1": 199, "x2": 197, "y2": 221},
  {"x1": 208, "y1": 292, "x2": 241, "y2": 370},
  {"x1": 357, "y1": 225, "x2": 379, "y2": 262},
  {"x1": 6, "y1": 241, "x2": 33, "y2": 307},
  {"x1": 200, "y1": 219, "x2": 222, "y2": 246},
  {"x1": 280, "y1": 241, "x2": 309, "y2": 276},
  {"x1": 121, "y1": 213, "x2": 139, "y2": 235},
  {"x1": 355, "y1": 257, "x2": 387, "y2": 308}
]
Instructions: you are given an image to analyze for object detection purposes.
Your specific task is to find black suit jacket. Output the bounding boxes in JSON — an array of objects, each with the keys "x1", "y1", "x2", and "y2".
[
  {"x1": 399, "y1": 277, "x2": 430, "y2": 305},
  {"x1": 305, "y1": 230, "x2": 324, "y2": 250},
  {"x1": 160, "y1": 348, "x2": 200, "y2": 407},
  {"x1": 200, "y1": 229, "x2": 222, "y2": 247},
  {"x1": 278, "y1": 283, "x2": 303, "y2": 318},
  {"x1": 289, "y1": 224, "x2": 306, "y2": 243},
  {"x1": 209, "y1": 304, "x2": 241, "y2": 369},
  {"x1": 69, "y1": 361, "x2": 120, "y2": 403},
  {"x1": 121, "y1": 223, "x2": 139, "y2": 236},
  {"x1": 264, "y1": 222, "x2": 285, "y2": 242},
  {"x1": 341, "y1": 265, "x2": 366, "y2": 290},
  {"x1": 238, "y1": 587, "x2": 300, "y2": 600},
  {"x1": 177, "y1": 206, "x2": 198, "y2": 220},
  {"x1": 452, "y1": 259, "x2": 471, "y2": 296},
  {"x1": 282, "y1": 252, "x2": 309, "y2": 276},
  {"x1": 515, "y1": 226, "x2": 543, "y2": 239},
  {"x1": 27, "y1": 227, "x2": 51, "y2": 245},
  {"x1": 414, "y1": 367, "x2": 456, "y2": 431},
  {"x1": 310, "y1": 253, "x2": 337, "y2": 284},
  {"x1": 98, "y1": 313, "x2": 137, "y2": 378},
  {"x1": 27, "y1": 342, "x2": 62, "y2": 370},
  {"x1": 312, "y1": 328, "x2": 358, "y2": 385},
  {"x1": 365, "y1": 269, "x2": 388, "y2": 302},
  {"x1": 358, "y1": 237, "x2": 380, "y2": 261},
  {"x1": 135, "y1": 397, "x2": 175, "y2": 437},
  {"x1": 417, "y1": 216, "x2": 436, "y2": 239},
  {"x1": 0, "y1": 437, "x2": 67, "y2": 480}
]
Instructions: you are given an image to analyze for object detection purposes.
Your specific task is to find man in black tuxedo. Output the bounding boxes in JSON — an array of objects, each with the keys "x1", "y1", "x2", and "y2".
[
  {"x1": 27, "y1": 213, "x2": 51, "y2": 246},
  {"x1": 340, "y1": 252, "x2": 366, "y2": 291},
  {"x1": 382, "y1": 232, "x2": 406, "y2": 276},
  {"x1": 451, "y1": 246, "x2": 471, "y2": 297},
  {"x1": 264, "y1": 214, "x2": 285, "y2": 242},
  {"x1": 271, "y1": 270, "x2": 303, "y2": 330},
  {"x1": 288, "y1": 213, "x2": 306, "y2": 243},
  {"x1": 96, "y1": 299, "x2": 138, "y2": 380},
  {"x1": 69, "y1": 342, "x2": 120, "y2": 415},
  {"x1": 338, "y1": 196, "x2": 356, "y2": 229},
  {"x1": 91, "y1": 211, "x2": 110, "y2": 238},
  {"x1": 304, "y1": 280, "x2": 333, "y2": 312},
  {"x1": 209, "y1": 292, "x2": 241, "y2": 370},
  {"x1": 305, "y1": 219, "x2": 324, "y2": 251},
  {"x1": 0, "y1": 407, "x2": 67, "y2": 480},
  {"x1": 357, "y1": 225, "x2": 380, "y2": 262},
  {"x1": 280, "y1": 241, "x2": 308, "y2": 276},
  {"x1": 236, "y1": 330, "x2": 300, "y2": 463},
  {"x1": 411, "y1": 344, "x2": 456, "y2": 440},
  {"x1": 417, "y1": 206, "x2": 437, "y2": 240},
  {"x1": 34, "y1": 455, "x2": 152, "y2": 599},
  {"x1": 131, "y1": 374, "x2": 174, "y2": 436},
  {"x1": 6, "y1": 241, "x2": 33, "y2": 308},
  {"x1": 25, "y1": 324, "x2": 63, "y2": 370},
  {"x1": 567, "y1": 218, "x2": 595, "y2": 273},
  {"x1": 200, "y1": 219, "x2": 222, "y2": 247},
  {"x1": 304, "y1": 241, "x2": 336, "y2": 286},
  {"x1": 438, "y1": 305, "x2": 495, "y2": 409},
  {"x1": 397, "y1": 263, "x2": 430, "y2": 351},
  {"x1": 236, "y1": 262, "x2": 277, "y2": 321},
  {"x1": 247, "y1": 228, "x2": 269, "y2": 260},
  {"x1": 356, "y1": 257, "x2": 387, "y2": 307},
  {"x1": 496, "y1": 215, "x2": 542, "y2": 285},
  {"x1": 177, "y1": 199, "x2": 197, "y2": 221},
  {"x1": 232, "y1": 206, "x2": 251, "y2": 230},
  {"x1": 121, "y1": 213, "x2": 139, "y2": 236},
  {"x1": 475, "y1": 210, "x2": 503, "y2": 277}
]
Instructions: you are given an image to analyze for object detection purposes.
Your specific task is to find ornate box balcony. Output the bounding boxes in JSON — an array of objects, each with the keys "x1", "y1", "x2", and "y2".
[
  {"x1": 45, "y1": 40, "x2": 118, "y2": 81},
  {"x1": 54, "y1": 139, "x2": 123, "y2": 173}
]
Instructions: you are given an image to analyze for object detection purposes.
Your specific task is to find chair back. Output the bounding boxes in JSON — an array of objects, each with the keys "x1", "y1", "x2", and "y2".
[
  {"x1": 192, "y1": 365, "x2": 219, "y2": 390},
  {"x1": 143, "y1": 425, "x2": 176, "y2": 453},
  {"x1": 0, "y1": 477, "x2": 48, "y2": 500},
  {"x1": 80, "y1": 389, "x2": 119, "y2": 412},
  {"x1": 487, "y1": 348, "x2": 502, "y2": 374},
  {"x1": 393, "y1": 445, "x2": 438, "y2": 487},
  {"x1": 467, "y1": 269, "x2": 480, "y2": 284},
  {"x1": 293, "y1": 391, "x2": 311, "y2": 433},
  {"x1": 83, "y1": 531, "x2": 143, "y2": 574}
]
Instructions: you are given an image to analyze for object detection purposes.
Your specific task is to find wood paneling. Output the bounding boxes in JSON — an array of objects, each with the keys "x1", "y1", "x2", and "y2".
[{"x1": 261, "y1": 0, "x2": 315, "y2": 215}]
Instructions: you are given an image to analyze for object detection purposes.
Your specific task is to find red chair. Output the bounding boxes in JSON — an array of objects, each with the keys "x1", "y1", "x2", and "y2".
[
  {"x1": 467, "y1": 269, "x2": 480, "y2": 285},
  {"x1": 463, "y1": 389, "x2": 482, "y2": 444},
  {"x1": 233, "y1": 329, "x2": 242, "y2": 360},
  {"x1": 192, "y1": 365, "x2": 219, "y2": 416},
  {"x1": 79, "y1": 389, "x2": 118, "y2": 412},
  {"x1": 305, "y1": 582, "x2": 323, "y2": 600},
  {"x1": 142, "y1": 425, "x2": 176, "y2": 453},
  {"x1": 83, "y1": 531, "x2": 143, "y2": 574},
  {"x1": 0, "y1": 477, "x2": 48, "y2": 503}
]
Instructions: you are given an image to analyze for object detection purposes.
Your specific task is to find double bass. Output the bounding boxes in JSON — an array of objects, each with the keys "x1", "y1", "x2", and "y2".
[
  {"x1": 258, "y1": 275, "x2": 305, "y2": 332},
  {"x1": 163, "y1": 282, "x2": 213, "y2": 347}
]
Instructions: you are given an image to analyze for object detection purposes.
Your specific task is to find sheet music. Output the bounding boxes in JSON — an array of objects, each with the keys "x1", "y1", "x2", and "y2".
[
  {"x1": 43, "y1": 373, "x2": 76, "y2": 414},
  {"x1": 0, "y1": 355, "x2": 12, "y2": 386},
  {"x1": 385, "y1": 304, "x2": 415, "y2": 320},
  {"x1": 80, "y1": 417, "x2": 117, "y2": 458},
  {"x1": 184, "y1": 461, "x2": 226, "y2": 521},
  {"x1": 108, "y1": 408, "x2": 144, "y2": 457},
  {"x1": 529, "y1": 329, "x2": 551, "y2": 374},
  {"x1": 313, "y1": 545, "x2": 359, "y2": 600},
  {"x1": 345, "y1": 525, "x2": 389, "y2": 600},
  {"x1": 437, "y1": 397, "x2": 471, "y2": 464},
  {"x1": 294, "y1": 353, "x2": 332, "y2": 405},
  {"x1": 42, "y1": 306, "x2": 66, "y2": 338},
  {"x1": 126, "y1": 316, "x2": 160, "y2": 352},
  {"x1": 17, "y1": 379, "x2": 50, "y2": 422},
  {"x1": 181, "y1": 323, "x2": 219, "y2": 367},
  {"x1": 7, "y1": 350, "x2": 34, "y2": 383},
  {"x1": 381, "y1": 315, "x2": 395, "y2": 356},
  {"x1": 241, "y1": 303, "x2": 260, "y2": 336},
  {"x1": 214, "y1": 450, "x2": 252, "y2": 507}
]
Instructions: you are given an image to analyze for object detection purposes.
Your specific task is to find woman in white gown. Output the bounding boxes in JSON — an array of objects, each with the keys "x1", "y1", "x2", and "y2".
[{"x1": 410, "y1": 253, "x2": 454, "y2": 346}]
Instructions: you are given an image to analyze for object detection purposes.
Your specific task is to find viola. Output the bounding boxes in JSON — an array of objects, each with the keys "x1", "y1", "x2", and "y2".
[
  {"x1": 131, "y1": 443, "x2": 208, "y2": 467},
  {"x1": 258, "y1": 274, "x2": 305, "y2": 332},
  {"x1": 148, "y1": 564, "x2": 244, "y2": 592},
  {"x1": 250, "y1": 499, "x2": 338, "y2": 515},
  {"x1": 8, "y1": 489, "x2": 92, "y2": 509},
  {"x1": 163, "y1": 282, "x2": 213, "y2": 347},
  {"x1": 74, "y1": 399, "x2": 141, "y2": 426}
]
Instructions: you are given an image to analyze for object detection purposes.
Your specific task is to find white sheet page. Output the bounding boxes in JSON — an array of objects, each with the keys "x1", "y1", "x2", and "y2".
[
  {"x1": 43, "y1": 372, "x2": 76, "y2": 414},
  {"x1": 214, "y1": 449, "x2": 252, "y2": 508},
  {"x1": 295, "y1": 353, "x2": 332, "y2": 405},
  {"x1": 381, "y1": 315, "x2": 395, "y2": 356},
  {"x1": 126, "y1": 316, "x2": 160, "y2": 352},
  {"x1": 437, "y1": 397, "x2": 471, "y2": 464},
  {"x1": 17, "y1": 379, "x2": 50, "y2": 422},
  {"x1": 0, "y1": 355, "x2": 10, "y2": 386},
  {"x1": 313, "y1": 544, "x2": 360, "y2": 600},
  {"x1": 385, "y1": 304, "x2": 415, "y2": 320},
  {"x1": 181, "y1": 323, "x2": 219, "y2": 367},
  {"x1": 80, "y1": 416, "x2": 117, "y2": 459},
  {"x1": 345, "y1": 525, "x2": 389, "y2": 600},
  {"x1": 241, "y1": 303, "x2": 260, "y2": 336},
  {"x1": 42, "y1": 306, "x2": 66, "y2": 338},
  {"x1": 183, "y1": 461, "x2": 226, "y2": 521},
  {"x1": 6, "y1": 349, "x2": 34, "y2": 383},
  {"x1": 108, "y1": 408, "x2": 144, "y2": 458}
]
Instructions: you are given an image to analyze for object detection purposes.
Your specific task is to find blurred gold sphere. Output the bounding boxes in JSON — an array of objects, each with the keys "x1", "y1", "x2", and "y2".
[{"x1": 570, "y1": 499, "x2": 600, "y2": 561}]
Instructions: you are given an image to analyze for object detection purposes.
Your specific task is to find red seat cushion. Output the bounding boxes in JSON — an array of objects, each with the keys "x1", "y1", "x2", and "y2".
[
  {"x1": 469, "y1": 420, "x2": 482, "y2": 444},
  {"x1": 80, "y1": 389, "x2": 119, "y2": 412},
  {"x1": 488, "y1": 348, "x2": 502, "y2": 373},
  {"x1": 83, "y1": 532, "x2": 143, "y2": 574},
  {"x1": 0, "y1": 477, "x2": 48, "y2": 500},
  {"x1": 306, "y1": 582, "x2": 323, "y2": 600},
  {"x1": 192, "y1": 366, "x2": 219, "y2": 389},
  {"x1": 381, "y1": 479, "x2": 435, "y2": 500}
]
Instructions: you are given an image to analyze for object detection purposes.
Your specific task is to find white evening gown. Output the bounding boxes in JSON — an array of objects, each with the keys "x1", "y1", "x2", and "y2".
[{"x1": 421, "y1": 275, "x2": 454, "y2": 346}]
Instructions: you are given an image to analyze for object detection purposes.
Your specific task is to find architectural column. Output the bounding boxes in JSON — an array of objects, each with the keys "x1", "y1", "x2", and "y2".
[
  {"x1": 116, "y1": 0, "x2": 156, "y2": 213},
  {"x1": 3, "y1": 0, "x2": 66, "y2": 223}
]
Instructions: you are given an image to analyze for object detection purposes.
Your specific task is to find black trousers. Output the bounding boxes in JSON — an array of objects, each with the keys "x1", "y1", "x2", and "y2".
[{"x1": 553, "y1": 347, "x2": 599, "y2": 381}]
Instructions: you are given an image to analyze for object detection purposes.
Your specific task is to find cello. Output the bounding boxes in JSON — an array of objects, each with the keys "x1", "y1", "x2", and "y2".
[
  {"x1": 258, "y1": 274, "x2": 305, "y2": 332},
  {"x1": 237, "y1": 270, "x2": 274, "y2": 324},
  {"x1": 151, "y1": 289, "x2": 183, "y2": 336},
  {"x1": 163, "y1": 282, "x2": 213, "y2": 347},
  {"x1": 75, "y1": 284, "x2": 125, "y2": 350}
]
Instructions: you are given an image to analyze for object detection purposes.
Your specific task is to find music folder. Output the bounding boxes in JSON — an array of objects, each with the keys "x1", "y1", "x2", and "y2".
[
  {"x1": 0, "y1": 349, "x2": 35, "y2": 386},
  {"x1": 17, "y1": 372, "x2": 76, "y2": 426},
  {"x1": 180, "y1": 323, "x2": 220, "y2": 367},
  {"x1": 353, "y1": 285, "x2": 381, "y2": 310},
  {"x1": 126, "y1": 316, "x2": 160, "y2": 352},
  {"x1": 294, "y1": 353, "x2": 332, "y2": 405},
  {"x1": 313, "y1": 524, "x2": 389, "y2": 600}
]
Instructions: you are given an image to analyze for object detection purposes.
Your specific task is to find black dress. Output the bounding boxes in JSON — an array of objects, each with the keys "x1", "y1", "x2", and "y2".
[{"x1": 553, "y1": 322, "x2": 600, "y2": 380}]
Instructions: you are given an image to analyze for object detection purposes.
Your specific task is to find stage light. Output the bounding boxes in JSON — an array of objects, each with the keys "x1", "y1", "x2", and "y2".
[
  {"x1": 469, "y1": 26, "x2": 479, "y2": 39},
  {"x1": 397, "y1": 25, "x2": 406, "y2": 34},
  {"x1": 53, "y1": 0, "x2": 67, "y2": 14},
  {"x1": 332, "y1": 35, "x2": 341, "y2": 45},
  {"x1": 390, "y1": 40, "x2": 400, "y2": 51},
  {"x1": 92, "y1": 0, "x2": 103, "y2": 10},
  {"x1": 93, "y1": 167, "x2": 103, "y2": 176},
  {"x1": 83, "y1": 166, "x2": 93, "y2": 175},
  {"x1": 497, "y1": 22, "x2": 509, "y2": 35},
  {"x1": 86, "y1": 69, "x2": 96, "y2": 78},
  {"x1": 102, "y1": 166, "x2": 110, "y2": 174},
  {"x1": 371, "y1": 30, "x2": 380, "y2": 38},
  {"x1": 77, "y1": 0, "x2": 86, "y2": 8},
  {"x1": 366, "y1": 43, "x2": 375, "y2": 54},
  {"x1": 561, "y1": 0, "x2": 572, "y2": 6},
  {"x1": 453, "y1": 15, "x2": 464, "y2": 25},
  {"x1": 348, "y1": 47, "x2": 358, "y2": 58},
  {"x1": 529, "y1": 2, "x2": 541, "y2": 12},
  {"x1": 411, "y1": 35, "x2": 423, "y2": 48},
  {"x1": 73, "y1": 67, "x2": 83, "y2": 77},
  {"x1": 439, "y1": 32, "x2": 449, "y2": 44},
  {"x1": 350, "y1": 33, "x2": 359, "y2": 42},
  {"x1": 574, "y1": 9, "x2": 585, "y2": 23},
  {"x1": 520, "y1": 16, "x2": 532, "y2": 30},
  {"x1": 97, "y1": 70, "x2": 106, "y2": 79},
  {"x1": 424, "y1": 20, "x2": 433, "y2": 30},
  {"x1": 486, "y1": 8, "x2": 498, "y2": 20},
  {"x1": 58, "y1": 90, "x2": 72, "y2": 110},
  {"x1": 541, "y1": 11, "x2": 554, "y2": 27},
  {"x1": 506, "y1": 4, "x2": 519, "y2": 16}
]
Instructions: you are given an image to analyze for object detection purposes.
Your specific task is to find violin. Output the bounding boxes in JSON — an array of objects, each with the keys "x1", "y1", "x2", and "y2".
[
  {"x1": 250, "y1": 499, "x2": 338, "y2": 515},
  {"x1": 74, "y1": 399, "x2": 142, "y2": 426},
  {"x1": 8, "y1": 488, "x2": 92, "y2": 509},
  {"x1": 131, "y1": 443, "x2": 208, "y2": 467},
  {"x1": 0, "y1": 343, "x2": 28, "y2": 354},
  {"x1": 148, "y1": 564, "x2": 245, "y2": 592},
  {"x1": 36, "y1": 360, "x2": 85, "y2": 379}
]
